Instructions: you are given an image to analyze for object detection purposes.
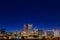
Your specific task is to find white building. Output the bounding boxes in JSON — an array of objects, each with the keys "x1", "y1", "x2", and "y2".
[
  {"x1": 28, "y1": 24, "x2": 33, "y2": 36},
  {"x1": 54, "y1": 28, "x2": 59, "y2": 37}
]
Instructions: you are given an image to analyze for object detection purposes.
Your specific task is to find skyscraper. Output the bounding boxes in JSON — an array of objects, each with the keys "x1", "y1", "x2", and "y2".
[
  {"x1": 21, "y1": 24, "x2": 27, "y2": 36},
  {"x1": 28, "y1": 24, "x2": 33, "y2": 36},
  {"x1": 23, "y1": 24, "x2": 27, "y2": 32}
]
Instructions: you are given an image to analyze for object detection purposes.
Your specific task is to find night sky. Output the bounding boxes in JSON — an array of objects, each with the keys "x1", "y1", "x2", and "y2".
[{"x1": 0, "y1": 0, "x2": 60, "y2": 32}]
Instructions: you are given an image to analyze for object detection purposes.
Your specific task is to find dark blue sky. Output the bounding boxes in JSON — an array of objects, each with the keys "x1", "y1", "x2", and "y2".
[{"x1": 0, "y1": 0, "x2": 60, "y2": 32}]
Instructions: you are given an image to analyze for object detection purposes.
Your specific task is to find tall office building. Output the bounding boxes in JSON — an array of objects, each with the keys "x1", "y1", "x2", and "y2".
[
  {"x1": 28, "y1": 24, "x2": 33, "y2": 36},
  {"x1": 54, "y1": 28, "x2": 59, "y2": 37},
  {"x1": 21, "y1": 24, "x2": 27, "y2": 36},
  {"x1": 23, "y1": 24, "x2": 27, "y2": 32}
]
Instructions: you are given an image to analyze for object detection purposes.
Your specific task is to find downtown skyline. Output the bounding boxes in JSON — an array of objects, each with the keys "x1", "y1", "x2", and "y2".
[{"x1": 0, "y1": 24, "x2": 60, "y2": 32}]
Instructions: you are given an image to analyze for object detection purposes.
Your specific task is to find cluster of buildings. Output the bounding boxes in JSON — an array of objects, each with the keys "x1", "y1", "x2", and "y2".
[{"x1": 0, "y1": 24, "x2": 60, "y2": 39}]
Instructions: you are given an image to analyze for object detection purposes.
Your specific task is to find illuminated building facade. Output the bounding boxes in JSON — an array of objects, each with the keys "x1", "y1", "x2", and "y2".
[
  {"x1": 12, "y1": 30, "x2": 21, "y2": 39},
  {"x1": 34, "y1": 29, "x2": 38, "y2": 36},
  {"x1": 54, "y1": 28, "x2": 59, "y2": 37},
  {"x1": 21, "y1": 24, "x2": 27, "y2": 36},
  {"x1": 44, "y1": 30, "x2": 47, "y2": 37},
  {"x1": 0, "y1": 24, "x2": 60, "y2": 39},
  {"x1": 28, "y1": 24, "x2": 33, "y2": 36}
]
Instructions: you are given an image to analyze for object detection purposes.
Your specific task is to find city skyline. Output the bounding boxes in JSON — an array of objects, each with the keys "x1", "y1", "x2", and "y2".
[
  {"x1": 0, "y1": 24, "x2": 60, "y2": 39},
  {"x1": 0, "y1": 24, "x2": 60, "y2": 32}
]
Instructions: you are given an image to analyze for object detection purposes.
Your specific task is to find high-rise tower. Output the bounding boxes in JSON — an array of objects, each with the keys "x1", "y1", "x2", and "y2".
[
  {"x1": 28, "y1": 24, "x2": 33, "y2": 36},
  {"x1": 23, "y1": 24, "x2": 27, "y2": 32},
  {"x1": 21, "y1": 24, "x2": 27, "y2": 36}
]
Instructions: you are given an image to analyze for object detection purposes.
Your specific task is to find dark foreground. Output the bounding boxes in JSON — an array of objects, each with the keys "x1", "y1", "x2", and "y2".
[
  {"x1": 0, "y1": 37, "x2": 60, "y2": 40},
  {"x1": 0, "y1": 38, "x2": 60, "y2": 40}
]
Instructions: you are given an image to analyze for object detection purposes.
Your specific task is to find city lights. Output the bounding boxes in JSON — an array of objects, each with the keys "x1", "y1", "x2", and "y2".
[{"x1": 0, "y1": 24, "x2": 60, "y2": 40}]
